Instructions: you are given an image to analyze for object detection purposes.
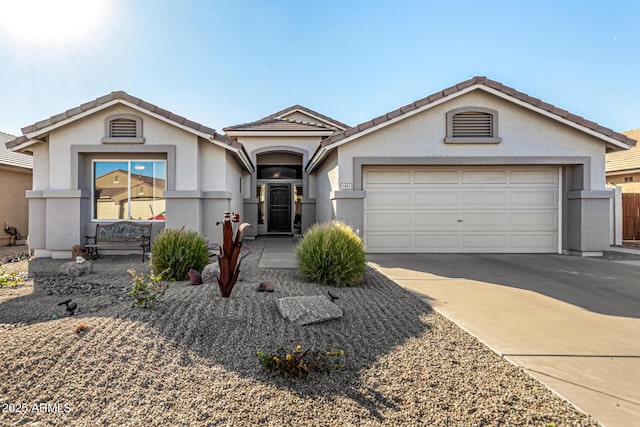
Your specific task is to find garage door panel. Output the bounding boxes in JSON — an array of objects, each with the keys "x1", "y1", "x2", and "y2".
[
  {"x1": 510, "y1": 190, "x2": 557, "y2": 207},
  {"x1": 414, "y1": 212, "x2": 461, "y2": 227},
  {"x1": 366, "y1": 212, "x2": 412, "y2": 230},
  {"x1": 461, "y1": 212, "x2": 508, "y2": 226},
  {"x1": 367, "y1": 191, "x2": 412, "y2": 207},
  {"x1": 510, "y1": 169, "x2": 558, "y2": 184},
  {"x1": 364, "y1": 166, "x2": 559, "y2": 253},
  {"x1": 366, "y1": 234, "x2": 411, "y2": 250},
  {"x1": 413, "y1": 171, "x2": 459, "y2": 184},
  {"x1": 510, "y1": 234, "x2": 557, "y2": 249},
  {"x1": 462, "y1": 171, "x2": 507, "y2": 184},
  {"x1": 414, "y1": 234, "x2": 459, "y2": 248},
  {"x1": 462, "y1": 191, "x2": 508, "y2": 207},
  {"x1": 365, "y1": 170, "x2": 411, "y2": 184},
  {"x1": 413, "y1": 191, "x2": 459, "y2": 206},
  {"x1": 461, "y1": 234, "x2": 508, "y2": 248},
  {"x1": 510, "y1": 212, "x2": 557, "y2": 228}
]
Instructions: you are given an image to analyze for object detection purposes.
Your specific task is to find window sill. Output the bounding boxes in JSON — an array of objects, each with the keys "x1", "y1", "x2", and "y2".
[
  {"x1": 101, "y1": 137, "x2": 145, "y2": 144},
  {"x1": 444, "y1": 137, "x2": 501, "y2": 144}
]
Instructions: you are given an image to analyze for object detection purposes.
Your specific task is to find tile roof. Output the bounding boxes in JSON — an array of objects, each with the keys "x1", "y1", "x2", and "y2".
[
  {"x1": 0, "y1": 131, "x2": 33, "y2": 169},
  {"x1": 4, "y1": 91, "x2": 231, "y2": 150},
  {"x1": 606, "y1": 128, "x2": 640, "y2": 172},
  {"x1": 318, "y1": 76, "x2": 637, "y2": 149},
  {"x1": 224, "y1": 117, "x2": 338, "y2": 132},
  {"x1": 224, "y1": 104, "x2": 349, "y2": 132}
]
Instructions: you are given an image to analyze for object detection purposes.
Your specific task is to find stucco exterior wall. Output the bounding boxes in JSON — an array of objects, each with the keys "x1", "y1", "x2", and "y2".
[
  {"x1": 338, "y1": 91, "x2": 605, "y2": 191},
  {"x1": 326, "y1": 90, "x2": 612, "y2": 253},
  {"x1": 314, "y1": 150, "x2": 338, "y2": 224},
  {"x1": 27, "y1": 104, "x2": 234, "y2": 257},
  {"x1": 49, "y1": 105, "x2": 197, "y2": 191},
  {"x1": 0, "y1": 166, "x2": 31, "y2": 246}
]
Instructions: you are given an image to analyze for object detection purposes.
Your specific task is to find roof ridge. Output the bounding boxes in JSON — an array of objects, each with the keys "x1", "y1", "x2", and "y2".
[
  {"x1": 256, "y1": 104, "x2": 350, "y2": 129},
  {"x1": 318, "y1": 76, "x2": 636, "y2": 149},
  {"x1": 0, "y1": 131, "x2": 17, "y2": 138}
]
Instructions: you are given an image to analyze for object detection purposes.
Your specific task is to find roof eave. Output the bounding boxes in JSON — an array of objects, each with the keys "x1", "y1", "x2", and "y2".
[
  {"x1": 477, "y1": 86, "x2": 634, "y2": 151},
  {"x1": 9, "y1": 138, "x2": 46, "y2": 152},
  {"x1": 306, "y1": 145, "x2": 330, "y2": 173},
  {"x1": 606, "y1": 168, "x2": 640, "y2": 175}
]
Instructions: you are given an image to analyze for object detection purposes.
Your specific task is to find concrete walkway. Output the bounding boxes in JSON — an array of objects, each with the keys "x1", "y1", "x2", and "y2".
[
  {"x1": 257, "y1": 236, "x2": 297, "y2": 269},
  {"x1": 368, "y1": 253, "x2": 640, "y2": 427}
]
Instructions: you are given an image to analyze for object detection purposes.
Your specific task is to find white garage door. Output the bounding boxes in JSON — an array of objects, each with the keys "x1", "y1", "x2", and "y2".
[{"x1": 363, "y1": 166, "x2": 560, "y2": 253}]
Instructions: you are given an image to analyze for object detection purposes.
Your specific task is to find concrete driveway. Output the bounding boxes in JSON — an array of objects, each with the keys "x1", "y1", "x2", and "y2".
[{"x1": 367, "y1": 253, "x2": 640, "y2": 427}]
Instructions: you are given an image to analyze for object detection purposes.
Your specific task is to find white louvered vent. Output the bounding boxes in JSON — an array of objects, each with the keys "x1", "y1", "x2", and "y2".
[
  {"x1": 452, "y1": 112, "x2": 493, "y2": 137},
  {"x1": 110, "y1": 118, "x2": 138, "y2": 137}
]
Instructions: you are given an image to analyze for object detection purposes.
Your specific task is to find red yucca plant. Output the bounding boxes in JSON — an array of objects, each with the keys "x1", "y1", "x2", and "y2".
[{"x1": 217, "y1": 211, "x2": 251, "y2": 297}]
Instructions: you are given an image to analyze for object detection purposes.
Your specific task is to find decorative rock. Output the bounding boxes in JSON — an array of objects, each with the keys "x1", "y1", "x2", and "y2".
[
  {"x1": 201, "y1": 263, "x2": 220, "y2": 283},
  {"x1": 188, "y1": 268, "x2": 203, "y2": 285},
  {"x1": 59, "y1": 261, "x2": 92, "y2": 277},
  {"x1": 256, "y1": 281, "x2": 274, "y2": 292},
  {"x1": 275, "y1": 295, "x2": 343, "y2": 326}
]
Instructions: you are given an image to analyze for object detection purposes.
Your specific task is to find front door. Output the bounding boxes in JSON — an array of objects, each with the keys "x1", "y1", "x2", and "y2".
[{"x1": 268, "y1": 184, "x2": 291, "y2": 232}]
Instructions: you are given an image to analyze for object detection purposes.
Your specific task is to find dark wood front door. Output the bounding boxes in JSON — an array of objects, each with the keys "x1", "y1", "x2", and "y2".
[{"x1": 268, "y1": 184, "x2": 291, "y2": 232}]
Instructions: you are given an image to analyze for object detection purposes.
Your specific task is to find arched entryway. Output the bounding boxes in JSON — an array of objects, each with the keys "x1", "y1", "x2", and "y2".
[{"x1": 255, "y1": 151, "x2": 304, "y2": 235}]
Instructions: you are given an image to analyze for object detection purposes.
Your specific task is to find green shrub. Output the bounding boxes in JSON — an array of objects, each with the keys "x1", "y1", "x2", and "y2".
[
  {"x1": 296, "y1": 221, "x2": 366, "y2": 287},
  {"x1": 0, "y1": 267, "x2": 21, "y2": 287},
  {"x1": 151, "y1": 228, "x2": 209, "y2": 281},
  {"x1": 257, "y1": 345, "x2": 345, "y2": 378},
  {"x1": 128, "y1": 267, "x2": 167, "y2": 309}
]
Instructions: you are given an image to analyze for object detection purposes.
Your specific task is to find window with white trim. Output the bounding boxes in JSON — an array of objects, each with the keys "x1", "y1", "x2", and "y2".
[
  {"x1": 102, "y1": 114, "x2": 144, "y2": 143},
  {"x1": 445, "y1": 107, "x2": 501, "y2": 144},
  {"x1": 93, "y1": 160, "x2": 166, "y2": 220}
]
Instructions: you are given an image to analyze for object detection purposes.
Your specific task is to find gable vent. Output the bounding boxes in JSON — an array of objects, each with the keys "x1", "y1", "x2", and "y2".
[
  {"x1": 110, "y1": 118, "x2": 138, "y2": 137},
  {"x1": 452, "y1": 112, "x2": 493, "y2": 137}
]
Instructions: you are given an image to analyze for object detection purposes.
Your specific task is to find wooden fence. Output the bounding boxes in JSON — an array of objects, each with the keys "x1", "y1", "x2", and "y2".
[{"x1": 622, "y1": 193, "x2": 640, "y2": 240}]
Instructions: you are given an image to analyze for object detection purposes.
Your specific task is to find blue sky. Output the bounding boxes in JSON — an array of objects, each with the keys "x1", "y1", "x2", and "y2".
[{"x1": 1, "y1": 0, "x2": 639, "y2": 137}]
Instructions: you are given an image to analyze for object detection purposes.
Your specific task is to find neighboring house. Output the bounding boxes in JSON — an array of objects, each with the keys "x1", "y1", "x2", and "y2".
[
  {"x1": 4, "y1": 76, "x2": 636, "y2": 258},
  {"x1": 606, "y1": 128, "x2": 640, "y2": 192},
  {"x1": 0, "y1": 131, "x2": 32, "y2": 246}
]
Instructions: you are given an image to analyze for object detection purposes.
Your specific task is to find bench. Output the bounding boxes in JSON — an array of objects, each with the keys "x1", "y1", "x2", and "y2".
[{"x1": 84, "y1": 221, "x2": 152, "y2": 262}]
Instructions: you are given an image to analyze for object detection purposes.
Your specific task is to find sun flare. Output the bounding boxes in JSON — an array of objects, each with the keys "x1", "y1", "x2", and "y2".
[{"x1": 0, "y1": 0, "x2": 111, "y2": 48}]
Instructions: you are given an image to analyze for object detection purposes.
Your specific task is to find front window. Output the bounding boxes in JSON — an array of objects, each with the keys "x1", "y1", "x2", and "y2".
[
  {"x1": 93, "y1": 160, "x2": 166, "y2": 221},
  {"x1": 257, "y1": 165, "x2": 302, "y2": 179}
]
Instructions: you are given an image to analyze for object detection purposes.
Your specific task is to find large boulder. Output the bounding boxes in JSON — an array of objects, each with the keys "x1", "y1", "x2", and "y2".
[
  {"x1": 276, "y1": 295, "x2": 343, "y2": 326},
  {"x1": 59, "y1": 261, "x2": 93, "y2": 277},
  {"x1": 201, "y1": 263, "x2": 220, "y2": 284}
]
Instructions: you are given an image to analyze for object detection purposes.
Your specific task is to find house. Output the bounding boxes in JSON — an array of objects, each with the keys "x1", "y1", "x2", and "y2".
[
  {"x1": 4, "y1": 76, "x2": 636, "y2": 258},
  {"x1": 606, "y1": 128, "x2": 640, "y2": 192},
  {"x1": 0, "y1": 131, "x2": 32, "y2": 246}
]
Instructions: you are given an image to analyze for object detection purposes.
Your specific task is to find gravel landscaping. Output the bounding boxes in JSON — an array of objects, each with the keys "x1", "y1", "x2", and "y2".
[{"x1": 0, "y1": 242, "x2": 599, "y2": 426}]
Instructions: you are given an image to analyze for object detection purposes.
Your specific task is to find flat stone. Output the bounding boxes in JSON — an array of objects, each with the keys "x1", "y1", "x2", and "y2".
[
  {"x1": 59, "y1": 261, "x2": 92, "y2": 277},
  {"x1": 201, "y1": 263, "x2": 220, "y2": 283},
  {"x1": 275, "y1": 295, "x2": 343, "y2": 326}
]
